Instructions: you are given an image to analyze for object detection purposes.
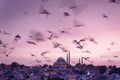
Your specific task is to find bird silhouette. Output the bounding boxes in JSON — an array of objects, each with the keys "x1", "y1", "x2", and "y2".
[
  {"x1": 0, "y1": 30, "x2": 2, "y2": 33},
  {"x1": 35, "y1": 59, "x2": 41, "y2": 63},
  {"x1": 82, "y1": 50, "x2": 92, "y2": 54},
  {"x1": 27, "y1": 41, "x2": 37, "y2": 45},
  {"x1": 73, "y1": 20, "x2": 84, "y2": 27},
  {"x1": 88, "y1": 36, "x2": 98, "y2": 44},
  {"x1": 102, "y1": 14, "x2": 108, "y2": 19},
  {"x1": 57, "y1": 29, "x2": 70, "y2": 34},
  {"x1": 29, "y1": 30, "x2": 45, "y2": 42},
  {"x1": 42, "y1": 0, "x2": 49, "y2": 4},
  {"x1": 0, "y1": 40, "x2": 2, "y2": 44},
  {"x1": 30, "y1": 53, "x2": 36, "y2": 57},
  {"x1": 59, "y1": 46, "x2": 68, "y2": 52},
  {"x1": 3, "y1": 31, "x2": 11, "y2": 36},
  {"x1": 63, "y1": 12, "x2": 70, "y2": 16},
  {"x1": 109, "y1": 0, "x2": 120, "y2": 4},
  {"x1": 40, "y1": 50, "x2": 49, "y2": 56},
  {"x1": 107, "y1": 59, "x2": 113, "y2": 63},
  {"x1": 47, "y1": 31, "x2": 58, "y2": 40},
  {"x1": 110, "y1": 42, "x2": 114, "y2": 45},
  {"x1": 82, "y1": 57, "x2": 90, "y2": 60},
  {"x1": 113, "y1": 56, "x2": 118, "y2": 58},
  {"x1": 52, "y1": 42, "x2": 61, "y2": 48},
  {"x1": 14, "y1": 34, "x2": 21, "y2": 41},
  {"x1": 73, "y1": 38, "x2": 86, "y2": 49},
  {"x1": 24, "y1": 11, "x2": 29, "y2": 15},
  {"x1": 38, "y1": 5, "x2": 51, "y2": 17}
]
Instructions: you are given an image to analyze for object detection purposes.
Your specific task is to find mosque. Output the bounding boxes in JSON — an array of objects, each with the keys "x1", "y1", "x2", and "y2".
[
  {"x1": 53, "y1": 51, "x2": 85, "y2": 70},
  {"x1": 53, "y1": 52, "x2": 71, "y2": 70}
]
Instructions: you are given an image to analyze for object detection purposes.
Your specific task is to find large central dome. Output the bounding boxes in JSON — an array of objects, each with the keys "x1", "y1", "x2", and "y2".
[
  {"x1": 57, "y1": 57, "x2": 66, "y2": 62},
  {"x1": 53, "y1": 57, "x2": 67, "y2": 70}
]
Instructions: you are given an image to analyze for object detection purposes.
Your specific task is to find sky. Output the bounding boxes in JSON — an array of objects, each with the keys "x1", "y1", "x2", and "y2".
[{"x1": 0, "y1": 0, "x2": 120, "y2": 66}]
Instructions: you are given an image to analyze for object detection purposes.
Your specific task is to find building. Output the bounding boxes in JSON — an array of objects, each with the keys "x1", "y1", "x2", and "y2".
[{"x1": 53, "y1": 57, "x2": 67, "y2": 70}]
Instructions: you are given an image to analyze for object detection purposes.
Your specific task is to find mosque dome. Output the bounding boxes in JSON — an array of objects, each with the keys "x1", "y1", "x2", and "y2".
[{"x1": 53, "y1": 57, "x2": 67, "y2": 70}]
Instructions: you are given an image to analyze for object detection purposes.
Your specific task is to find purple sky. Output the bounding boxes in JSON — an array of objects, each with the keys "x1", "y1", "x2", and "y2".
[{"x1": 0, "y1": 0, "x2": 120, "y2": 66}]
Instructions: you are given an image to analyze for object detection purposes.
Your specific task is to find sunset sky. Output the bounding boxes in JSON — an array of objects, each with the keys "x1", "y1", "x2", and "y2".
[{"x1": 0, "y1": 0, "x2": 120, "y2": 66}]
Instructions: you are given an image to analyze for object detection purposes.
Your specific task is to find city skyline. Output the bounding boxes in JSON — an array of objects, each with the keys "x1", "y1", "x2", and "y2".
[{"x1": 0, "y1": 0, "x2": 120, "y2": 66}]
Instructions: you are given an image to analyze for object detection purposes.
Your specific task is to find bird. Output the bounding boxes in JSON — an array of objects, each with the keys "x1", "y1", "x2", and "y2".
[
  {"x1": 69, "y1": 5, "x2": 78, "y2": 9},
  {"x1": 40, "y1": 50, "x2": 49, "y2": 56},
  {"x1": 24, "y1": 11, "x2": 29, "y2": 15},
  {"x1": 73, "y1": 20, "x2": 84, "y2": 27},
  {"x1": 47, "y1": 31, "x2": 58, "y2": 40},
  {"x1": 52, "y1": 42, "x2": 61, "y2": 48},
  {"x1": 82, "y1": 57, "x2": 90, "y2": 60},
  {"x1": 59, "y1": 46, "x2": 68, "y2": 52},
  {"x1": 35, "y1": 59, "x2": 41, "y2": 63},
  {"x1": 26, "y1": 41, "x2": 37, "y2": 45},
  {"x1": 113, "y1": 55, "x2": 118, "y2": 57},
  {"x1": 0, "y1": 30, "x2": 2, "y2": 33},
  {"x1": 73, "y1": 38, "x2": 87, "y2": 49},
  {"x1": 38, "y1": 5, "x2": 51, "y2": 17},
  {"x1": 102, "y1": 14, "x2": 108, "y2": 19},
  {"x1": 88, "y1": 36, "x2": 98, "y2": 44},
  {"x1": 42, "y1": 0, "x2": 49, "y2": 4},
  {"x1": 14, "y1": 34, "x2": 21, "y2": 42},
  {"x1": 110, "y1": 42, "x2": 114, "y2": 45},
  {"x1": 82, "y1": 50, "x2": 92, "y2": 54},
  {"x1": 107, "y1": 59, "x2": 113, "y2": 63},
  {"x1": 109, "y1": 0, "x2": 116, "y2": 3},
  {"x1": 57, "y1": 29, "x2": 70, "y2": 34},
  {"x1": 3, "y1": 31, "x2": 11, "y2": 36},
  {"x1": 0, "y1": 40, "x2": 2, "y2": 44},
  {"x1": 30, "y1": 53, "x2": 36, "y2": 57},
  {"x1": 63, "y1": 12, "x2": 70, "y2": 16},
  {"x1": 29, "y1": 30, "x2": 45, "y2": 42}
]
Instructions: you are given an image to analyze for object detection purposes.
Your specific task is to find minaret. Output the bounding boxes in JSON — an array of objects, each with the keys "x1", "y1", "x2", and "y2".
[
  {"x1": 81, "y1": 57, "x2": 83, "y2": 64},
  {"x1": 68, "y1": 51, "x2": 70, "y2": 64},
  {"x1": 66, "y1": 53, "x2": 68, "y2": 63},
  {"x1": 79, "y1": 58, "x2": 80, "y2": 64}
]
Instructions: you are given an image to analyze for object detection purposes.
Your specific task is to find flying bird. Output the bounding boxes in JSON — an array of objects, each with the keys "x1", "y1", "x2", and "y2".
[
  {"x1": 110, "y1": 42, "x2": 114, "y2": 45},
  {"x1": 82, "y1": 57, "x2": 90, "y2": 60},
  {"x1": 57, "y1": 29, "x2": 70, "y2": 34},
  {"x1": 113, "y1": 56, "x2": 118, "y2": 58},
  {"x1": 3, "y1": 31, "x2": 11, "y2": 36},
  {"x1": 0, "y1": 30, "x2": 2, "y2": 33},
  {"x1": 27, "y1": 41, "x2": 37, "y2": 45},
  {"x1": 24, "y1": 11, "x2": 29, "y2": 15},
  {"x1": 38, "y1": 5, "x2": 51, "y2": 17},
  {"x1": 73, "y1": 38, "x2": 87, "y2": 49},
  {"x1": 52, "y1": 42, "x2": 61, "y2": 48},
  {"x1": 14, "y1": 34, "x2": 21, "y2": 41},
  {"x1": 29, "y1": 30, "x2": 45, "y2": 42},
  {"x1": 73, "y1": 20, "x2": 84, "y2": 27},
  {"x1": 88, "y1": 36, "x2": 98, "y2": 44},
  {"x1": 82, "y1": 50, "x2": 92, "y2": 54},
  {"x1": 109, "y1": 0, "x2": 120, "y2": 4},
  {"x1": 47, "y1": 31, "x2": 58, "y2": 40},
  {"x1": 63, "y1": 12, "x2": 70, "y2": 16},
  {"x1": 30, "y1": 53, "x2": 36, "y2": 57},
  {"x1": 102, "y1": 14, "x2": 108, "y2": 19},
  {"x1": 40, "y1": 50, "x2": 49, "y2": 56},
  {"x1": 42, "y1": 0, "x2": 49, "y2": 4},
  {"x1": 35, "y1": 59, "x2": 41, "y2": 63},
  {"x1": 59, "y1": 46, "x2": 68, "y2": 52}
]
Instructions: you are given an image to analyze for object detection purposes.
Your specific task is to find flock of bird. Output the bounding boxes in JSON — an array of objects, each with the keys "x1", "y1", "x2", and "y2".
[{"x1": 0, "y1": 0, "x2": 120, "y2": 64}]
